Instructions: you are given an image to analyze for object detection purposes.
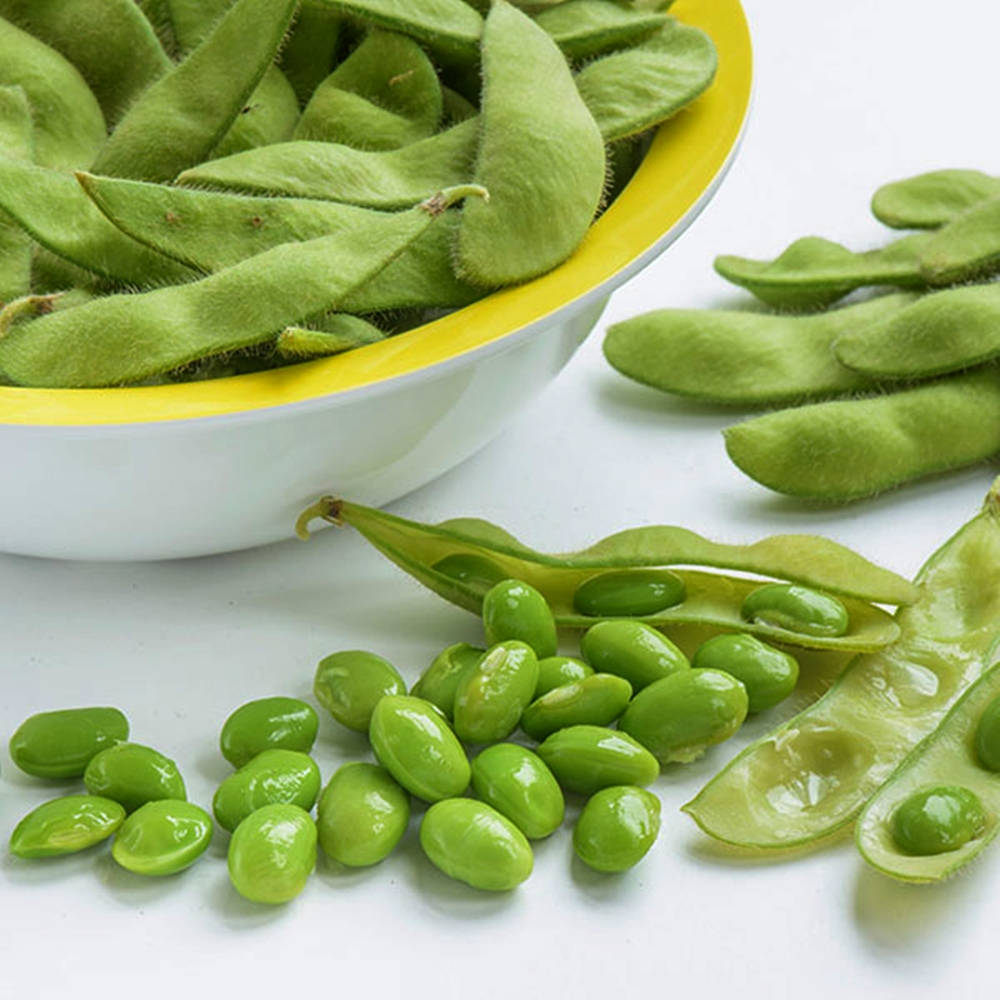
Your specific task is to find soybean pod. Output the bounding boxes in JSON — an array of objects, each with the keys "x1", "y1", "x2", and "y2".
[
  {"x1": 683, "y1": 478, "x2": 1000, "y2": 850},
  {"x1": 0, "y1": 85, "x2": 33, "y2": 303},
  {"x1": 871, "y1": 169, "x2": 1000, "y2": 230},
  {"x1": 919, "y1": 194, "x2": 1000, "y2": 285},
  {"x1": 534, "y1": 1, "x2": 668, "y2": 61}
]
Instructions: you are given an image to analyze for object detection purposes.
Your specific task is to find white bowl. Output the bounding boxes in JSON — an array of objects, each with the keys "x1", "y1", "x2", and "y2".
[{"x1": 0, "y1": 0, "x2": 752, "y2": 560}]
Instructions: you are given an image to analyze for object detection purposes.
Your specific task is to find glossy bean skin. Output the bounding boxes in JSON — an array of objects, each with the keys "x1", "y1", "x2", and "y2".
[
  {"x1": 537, "y1": 725, "x2": 659, "y2": 795},
  {"x1": 572, "y1": 569, "x2": 686, "y2": 618},
  {"x1": 482, "y1": 579, "x2": 558, "y2": 658},
  {"x1": 891, "y1": 787, "x2": 986, "y2": 856},
  {"x1": 520, "y1": 674, "x2": 632, "y2": 741},
  {"x1": 741, "y1": 584, "x2": 849, "y2": 639},
  {"x1": 314, "y1": 650, "x2": 406, "y2": 732},
  {"x1": 470, "y1": 743, "x2": 564, "y2": 839},
  {"x1": 83, "y1": 743, "x2": 186, "y2": 813},
  {"x1": 420, "y1": 798, "x2": 533, "y2": 891},
  {"x1": 369, "y1": 695, "x2": 471, "y2": 802},
  {"x1": 411, "y1": 642, "x2": 485, "y2": 720},
  {"x1": 227, "y1": 804, "x2": 317, "y2": 904},
  {"x1": 220, "y1": 697, "x2": 318, "y2": 768},
  {"x1": 454, "y1": 640, "x2": 539, "y2": 744},
  {"x1": 975, "y1": 694, "x2": 1000, "y2": 771},
  {"x1": 112, "y1": 800, "x2": 213, "y2": 876},
  {"x1": 871, "y1": 169, "x2": 1000, "y2": 229},
  {"x1": 620, "y1": 669, "x2": 748, "y2": 764},
  {"x1": 534, "y1": 656, "x2": 593, "y2": 697},
  {"x1": 317, "y1": 762, "x2": 410, "y2": 867},
  {"x1": 10, "y1": 795, "x2": 126, "y2": 858},
  {"x1": 691, "y1": 634, "x2": 798, "y2": 713},
  {"x1": 10, "y1": 707, "x2": 129, "y2": 779},
  {"x1": 580, "y1": 620, "x2": 688, "y2": 692},
  {"x1": 212, "y1": 749, "x2": 321, "y2": 832},
  {"x1": 573, "y1": 786, "x2": 660, "y2": 873}
]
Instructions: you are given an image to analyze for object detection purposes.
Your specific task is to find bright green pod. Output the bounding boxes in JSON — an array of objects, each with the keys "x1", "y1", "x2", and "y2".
[
  {"x1": 620, "y1": 669, "x2": 749, "y2": 764},
  {"x1": 470, "y1": 743, "x2": 564, "y2": 839},
  {"x1": 411, "y1": 642, "x2": 485, "y2": 719},
  {"x1": 871, "y1": 169, "x2": 1000, "y2": 229},
  {"x1": 228, "y1": 803, "x2": 317, "y2": 904},
  {"x1": 212, "y1": 749, "x2": 321, "y2": 832},
  {"x1": 482, "y1": 579, "x2": 558, "y2": 658},
  {"x1": 10, "y1": 795, "x2": 125, "y2": 859},
  {"x1": 741, "y1": 584, "x2": 849, "y2": 638},
  {"x1": 369, "y1": 695, "x2": 471, "y2": 802},
  {"x1": 580, "y1": 620, "x2": 689, "y2": 692},
  {"x1": 111, "y1": 800, "x2": 213, "y2": 876},
  {"x1": 314, "y1": 650, "x2": 406, "y2": 733},
  {"x1": 572, "y1": 569, "x2": 686, "y2": 618},
  {"x1": 573, "y1": 785, "x2": 661, "y2": 873},
  {"x1": 317, "y1": 762, "x2": 410, "y2": 867},
  {"x1": 420, "y1": 798, "x2": 533, "y2": 891},
  {"x1": 891, "y1": 786, "x2": 986, "y2": 856},
  {"x1": 536, "y1": 724, "x2": 659, "y2": 795},
  {"x1": 433, "y1": 552, "x2": 508, "y2": 594},
  {"x1": 83, "y1": 743, "x2": 186, "y2": 813},
  {"x1": 520, "y1": 674, "x2": 632, "y2": 741},
  {"x1": 454, "y1": 640, "x2": 540, "y2": 744},
  {"x1": 219, "y1": 697, "x2": 318, "y2": 768},
  {"x1": 0, "y1": 85, "x2": 33, "y2": 303},
  {"x1": 534, "y1": 656, "x2": 593, "y2": 697},
  {"x1": 535, "y1": 0, "x2": 667, "y2": 61},
  {"x1": 691, "y1": 634, "x2": 798, "y2": 713},
  {"x1": 975, "y1": 694, "x2": 1000, "y2": 771},
  {"x1": 10, "y1": 706, "x2": 129, "y2": 779}
]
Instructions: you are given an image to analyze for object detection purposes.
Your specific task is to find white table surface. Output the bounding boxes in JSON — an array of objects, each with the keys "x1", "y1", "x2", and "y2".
[{"x1": 3, "y1": 2, "x2": 999, "y2": 996}]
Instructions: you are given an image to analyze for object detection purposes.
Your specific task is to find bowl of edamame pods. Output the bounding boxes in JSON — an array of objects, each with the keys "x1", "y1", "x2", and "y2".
[{"x1": 0, "y1": 0, "x2": 750, "y2": 559}]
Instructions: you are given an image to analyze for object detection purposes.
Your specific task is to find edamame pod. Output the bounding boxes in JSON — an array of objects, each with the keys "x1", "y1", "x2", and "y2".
[
  {"x1": 685, "y1": 479, "x2": 1000, "y2": 850},
  {"x1": 212, "y1": 749, "x2": 321, "y2": 832},
  {"x1": 84, "y1": 743, "x2": 186, "y2": 814},
  {"x1": 276, "y1": 319, "x2": 386, "y2": 360},
  {"x1": 573, "y1": 785, "x2": 660, "y2": 872},
  {"x1": 212, "y1": 67, "x2": 301, "y2": 158},
  {"x1": 537, "y1": 725, "x2": 659, "y2": 794},
  {"x1": 314, "y1": 649, "x2": 406, "y2": 732},
  {"x1": 10, "y1": 795, "x2": 125, "y2": 859},
  {"x1": 112, "y1": 800, "x2": 213, "y2": 876},
  {"x1": 520, "y1": 674, "x2": 632, "y2": 741},
  {"x1": 219, "y1": 697, "x2": 318, "y2": 768},
  {"x1": 454, "y1": 640, "x2": 539, "y2": 743},
  {"x1": 470, "y1": 744, "x2": 564, "y2": 839},
  {"x1": 535, "y1": 1, "x2": 667, "y2": 60},
  {"x1": 228, "y1": 803, "x2": 316, "y2": 904},
  {"x1": 919, "y1": 194, "x2": 1000, "y2": 285},
  {"x1": 0, "y1": 86, "x2": 34, "y2": 303},
  {"x1": 871, "y1": 169, "x2": 1000, "y2": 230},
  {"x1": 279, "y1": 6, "x2": 343, "y2": 106},
  {"x1": 10, "y1": 706, "x2": 129, "y2": 779}
]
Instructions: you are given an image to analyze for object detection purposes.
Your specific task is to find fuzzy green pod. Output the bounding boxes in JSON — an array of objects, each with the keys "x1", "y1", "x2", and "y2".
[
  {"x1": 535, "y1": 0, "x2": 667, "y2": 60},
  {"x1": 891, "y1": 786, "x2": 986, "y2": 856},
  {"x1": 212, "y1": 749, "x2": 321, "y2": 832},
  {"x1": 83, "y1": 743, "x2": 186, "y2": 813},
  {"x1": 741, "y1": 584, "x2": 849, "y2": 639},
  {"x1": 691, "y1": 634, "x2": 798, "y2": 713},
  {"x1": 10, "y1": 795, "x2": 125, "y2": 859},
  {"x1": 537, "y1": 725, "x2": 659, "y2": 795},
  {"x1": 213, "y1": 67, "x2": 301, "y2": 158},
  {"x1": 314, "y1": 650, "x2": 406, "y2": 733},
  {"x1": 919, "y1": 194, "x2": 1000, "y2": 285},
  {"x1": 454, "y1": 640, "x2": 540, "y2": 744},
  {"x1": 482, "y1": 579, "x2": 558, "y2": 658},
  {"x1": 580, "y1": 620, "x2": 689, "y2": 691},
  {"x1": 10, "y1": 706, "x2": 129, "y2": 779},
  {"x1": 228, "y1": 803, "x2": 317, "y2": 904},
  {"x1": 572, "y1": 569, "x2": 686, "y2": 618},
  {"x1": 871, "y1": 169, "x2": 1000, "y2": 229},
  {"x1": 520, "y1": 674, "x2": 632, "y2": 741},
  {"x1": 0, "y1": 85, "x2": 34, "y2": 303},
  {"x1": 112, "y1": 800, "x2": 213, "y2": 876},
  {"x1": 534, "y1": 656, "x2": 593, "y2": 697},
  {"x1": 279, "y1": 5, "x2": 342, "y2": 106},
  {"x1": 219, "y1": 697, "x2": 318, "y2": 768},
  {"x1": 573, "y1": 785, "x2": 661, "y2": 873},
  {"x1": 470, "y1": 743, "x2": 564, "y2": 839},
  {"x1": 411, "y1": 642, "x2": 485, "y2": 719},
  {"x1": 317, "y1": 762, "x2": 410, "y2": 867},
  {"x1": 275, "y1": 319, "x2": 387, "y2": 359}
]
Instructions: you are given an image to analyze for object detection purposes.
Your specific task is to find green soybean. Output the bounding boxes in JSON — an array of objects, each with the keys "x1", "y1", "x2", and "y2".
[
  {"x1": 537, "y1": 724, "x2": 659, "y2": 795},
  {"x1": 456, "y1": 0, "x2": 605, "y2": 287},
  {"x1": 369, "y1": 695, "x2": 471, "y2": 802},
  {"x1": 573, "y1": 569, "x2": 686, "y2": 618},
  {"x1": 691, "y1": 634, "x2": 798, "y2": 713},
  {"x1": 890, "y1": 787, "x2": 986, "y2": 856},
  {"x1": 741, "y1": 584, "x2": 848, "y2": 639},
  {"x1": 112, "y1": 800, "x2": 213, "y2": 876},
  {"x1": 10, "y1": 795, "x2": 125, "y2": 859},
  {"x1": 279, "y1": 6, "x2": 343, "y2": 106},
  {"x1": 314, "y1": 649, "x2": 406, "y2": 733},
  {"x1": 219, "y1": 696, "x2": 318, "y2": 768},
  {"x1": 975, "y1": 694, "x2": 1000, "y2": 772},
  {"x1": 620, "y1": 669, "x2": 748, "y2": 764},
  {"x1": 411, "y1": 642, "x2": 485, "y2": 719},
  {"x1": 83, "y1": 743, "x2": 186, "y2": 813},
  {"x1": 482, "y1": 579, "x2": 558, "y2": 658},
  {"x1": 871, "y1": 169, "x2": 1000, "y2": 230},
  {"x1": 723, "y1": 370, "x2": 1000, "y2": 502},
  {"x1": 580, "y1": 620, "x2": 688, "y2": 691},
  {"x1": 535, "y1": 0, "x2": 667, "y2": 61},
  {"x1": 521, "y1": 674, "x2": 632, "y2": 741},
  {"x1": 317, "y1": 762, "x2": 410, "y2": 867},
  {"x1": 919, "y1": 194, "x2": 1000, "y2": 285},
  {"x1": 573, "y1": 785, "x2": 661, "y2": 872},
  {"x1": 454, "y1": 640, "x2": 540, "y2": 744},
  {"x1": 228, "y1": 803, "x2": 317, "y2": 904},
  {"x1": 432, "y1": 552, "x2": 508, "y2": 593},
  {"x1": 420, "y1": 798, "x2": 533, "y2": 891},
  {"x1": 534, "y1": 656, "x2": 593, "y2": 697},
  {"x1": 213, "y1": 749, "x2": 321, "y2": 832},
  {"x1": 470, "y1": 743, "x2": 564, "y2": 839},
  {"x1": 10, "y1": 706, "x2": 129, "y2": 780},
  {"x1": 0, "y1": 86, "x2": 33, "y2": 303}
]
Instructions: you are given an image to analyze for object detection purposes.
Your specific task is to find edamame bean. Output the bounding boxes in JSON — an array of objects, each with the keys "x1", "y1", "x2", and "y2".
[
  {"x1": 314, "y1": 649, "x2": 406, "y2": 733},
  {"x1": 83, "y1": 743, "x2": 186, "y2": 813},
  {"x1": 10, "y1": 706, "x2": 129, "y2": 779},
  {"x1": 975, "y1": 694, "x2": 1000, "y2": 772},
  {"x1": 572, "y1": 569, "x2": 686, "y2": 618},
  {"x1": 10, "y1": 795, "x2": 125, "y2": 858},
  {"x1": 317, "y1": 762, "x2": 410, "y2": 867},
  {"x1": 520, "y1": 674, "x2": 632, "y2": 741},
  {"x1": 432, "y1": 552, "x2": 508, "y2": 593},
  {"x1": 535, "y1": 0, "x2": 667, "y2": 60},
  {"x1": 918, "y1": 194, "x2": 1000, "y2": 285},
  {"x1": 741, "y1": 584, "x2": 849, "y2": 639},
  {"x1": 482, "y1": 579, "x2": 557, "y2": 658},
  {"x1": 454, "y1": 640, "x2": 539, "y2": 743},
  {"x1": 420, "y1": 798, "x2": 533, "y2": 891},
  {"x1": 219, "y1": 697, "x2": 318, "y2": 768},
  {"x1": 537, "y1": 724, "x2": 659, "y2": 795},
  {"x1": 228, "y1": 803, "x2": 317, "y2": 904},
  {"x1": 573, "y1": 785, "x2": 661, "y2": 872},
  {"x1": 112, "y1": 800, "x2": 213, "y2": 876},
  {"x1": 580, "y1": 620, "x2": 688, "y2": 691},
  {"x1": 691, "y1": 634, "x2": 798, "y2": 713},
  {"x1": 212, "y1": 749, "x2": 321, "y2": 832},
  {"x1": 470, "y1": 743, "x2": 564, "y2": 838},
  {"x1": 620, "y1": 669, "x2": 748, "y2": 764},
  {"x1": 891, "y1": 786, "x2": 986, "y2": 856},
  {"x1": 411, "y1": 642, "x2": 485, "y2": 719},
  {"x1": 369, "y1": 695, "x2": 471, "y2": 802},
  {"x1": 534, "y1": 656, "x2": 593, "y2": 697},
  {"x1": 871, "y1": 169, "x2": 1000, "y2": 229}
]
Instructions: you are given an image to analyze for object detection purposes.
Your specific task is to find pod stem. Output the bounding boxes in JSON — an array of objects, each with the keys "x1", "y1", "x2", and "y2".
[
  {"x1": 987, "y1": 476, "x2": 1000, "y2": 517},
  {"x1": 0, "y1": 293, "x2": 62, "y2": 338},
  {"x1": 421, "y1": 184, "x2": 489, "y2": 216},
  {"x1": 295, "y1": 496, "x2": 344, "y2": 540}
]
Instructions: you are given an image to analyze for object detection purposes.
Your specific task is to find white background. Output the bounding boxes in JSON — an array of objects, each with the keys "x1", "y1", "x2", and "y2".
[{"x1": 3, "y1": 2, "x2": 999, "y2": 997}]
